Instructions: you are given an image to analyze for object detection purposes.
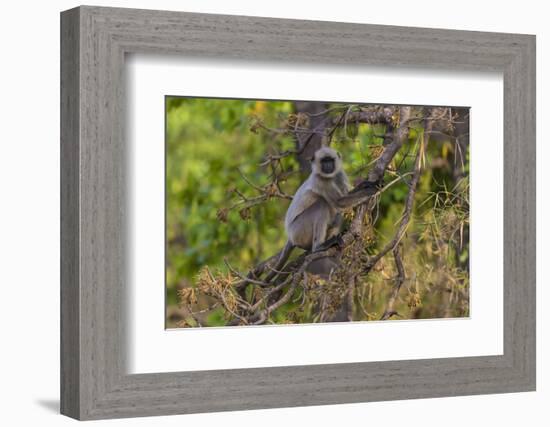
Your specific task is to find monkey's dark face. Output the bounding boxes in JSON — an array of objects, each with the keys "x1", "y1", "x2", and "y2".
[
  {"x1": 320, "y1": 156, "x2": 336, "y2": 174},
  {"x1": 311, "y1": 147, "x2": 342, "y2": 179},
  {"x1": 312, "y1": 147, "x2": 342, "y2": 178}
]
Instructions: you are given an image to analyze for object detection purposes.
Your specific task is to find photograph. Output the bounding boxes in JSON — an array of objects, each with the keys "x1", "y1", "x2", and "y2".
[{"x1": 165, "y1": 97, "x2": 470, "y2": 328}]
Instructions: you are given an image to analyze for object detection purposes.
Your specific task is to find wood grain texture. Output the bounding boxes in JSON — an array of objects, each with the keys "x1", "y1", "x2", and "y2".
[
  {"x1": 60, "y1": 7, "x2": 80, "y2": 419},
  {"x1": 60, "y1": 5, "x2": 536, "y2": 420}
]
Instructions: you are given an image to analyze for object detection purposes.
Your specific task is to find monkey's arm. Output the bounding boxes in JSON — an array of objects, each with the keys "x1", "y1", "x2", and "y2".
[{"x1": 336, "y1": 179, "x2": 381, "y2": 209}]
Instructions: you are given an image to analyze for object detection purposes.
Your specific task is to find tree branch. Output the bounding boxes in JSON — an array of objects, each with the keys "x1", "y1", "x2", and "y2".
[
  {"x1": 184, "y1": 106, "x2": 448, "y2": 326},
  {"x1": 364, "y1": 115, "x2": 433, "y2": 273},
  {"x1": 380, "y1": 244, "x2": 406, "y2": 320}
]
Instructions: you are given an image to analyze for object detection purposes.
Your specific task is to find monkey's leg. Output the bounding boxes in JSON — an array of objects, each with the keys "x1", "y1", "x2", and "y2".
[
  {"x1": 311, "y1": 205, "x2": 330, "y2": 252},
  {"x1": 314, "y1": 213, "x2": 345, "y2": 252},
  {"x1": 264, "y1": 205, "x2": 317, "y2": 286},
  {"x1": 307, "y1": 203, "x2": 340, "y2": 279},
  {"x1": 327, "y1": 212, "x2": 343, "y2": 239}
]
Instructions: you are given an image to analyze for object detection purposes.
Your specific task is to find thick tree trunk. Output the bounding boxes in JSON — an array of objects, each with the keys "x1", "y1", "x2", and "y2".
[{"x1": 294, "y1": 101, "x2": 328, "y2": 176}]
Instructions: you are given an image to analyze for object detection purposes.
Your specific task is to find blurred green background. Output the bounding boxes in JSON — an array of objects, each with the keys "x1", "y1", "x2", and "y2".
[{"x1": 166, "y1": 97, "x2": 470, "y2": 327}]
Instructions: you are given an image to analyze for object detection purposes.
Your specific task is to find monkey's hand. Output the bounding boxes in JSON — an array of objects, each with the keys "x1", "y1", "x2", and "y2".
[
  {"x1": 314, "y1": 234, "x2": 345, "y2": 252},
  {"x1": 336, "y1": 178, "x2": 382, "y2": 209},
  {"x1": 348, "y1": 177, "x2": 383, "y2": 195}
]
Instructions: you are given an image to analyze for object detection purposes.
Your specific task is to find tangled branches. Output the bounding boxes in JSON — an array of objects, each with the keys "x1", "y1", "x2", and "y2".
[{"x1": 177, "y1": 104, "x2": 468, "y2": 327}]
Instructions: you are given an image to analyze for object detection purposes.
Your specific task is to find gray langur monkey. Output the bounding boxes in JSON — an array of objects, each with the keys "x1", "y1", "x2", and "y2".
[{"x1": 265, "y1": 147, "x2": 351, "y2": 281}]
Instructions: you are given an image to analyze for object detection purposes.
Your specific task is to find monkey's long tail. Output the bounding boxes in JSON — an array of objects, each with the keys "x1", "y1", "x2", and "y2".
[{"x1": 264, "y1": 240, "x2": 295, "y2": 284}]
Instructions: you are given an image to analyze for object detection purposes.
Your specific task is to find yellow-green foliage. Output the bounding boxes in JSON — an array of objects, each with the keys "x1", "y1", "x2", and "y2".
[
  {"x1": 166, "y1": 98, "x2": 469, "y2": 327},
  {"x1": 166, "y1": 98, "x2": 296, "y2": 315}
]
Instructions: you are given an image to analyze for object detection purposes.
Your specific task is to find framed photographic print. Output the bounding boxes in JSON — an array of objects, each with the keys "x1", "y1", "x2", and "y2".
[{"x1": 61, "y1": 5, "x2": 536, "y2": 420}]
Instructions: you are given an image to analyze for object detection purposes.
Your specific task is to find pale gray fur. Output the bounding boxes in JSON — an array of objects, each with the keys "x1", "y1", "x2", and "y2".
[
  {"x1": 265, "y1": 147, "x2": 350, "y2": 282},
  {"x1": 285, "y1": 147, "x2": 350, "y2": 251}
]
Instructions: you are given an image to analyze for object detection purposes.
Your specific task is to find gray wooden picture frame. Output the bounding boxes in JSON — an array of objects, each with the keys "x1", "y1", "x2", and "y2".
[{"x1": 60, "y1": 5, "x2": 536, "y2": 421}]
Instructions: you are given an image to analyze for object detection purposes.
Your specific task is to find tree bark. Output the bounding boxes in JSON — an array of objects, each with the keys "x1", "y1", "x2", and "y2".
[{"x1": 294, "y1": 101, "x2": 328, "y2": 176}]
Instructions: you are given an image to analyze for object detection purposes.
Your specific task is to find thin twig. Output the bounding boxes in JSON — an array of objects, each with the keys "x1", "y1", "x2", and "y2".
[{"x1": 380, "y1": 244, "x2": 406, "y2": 320}]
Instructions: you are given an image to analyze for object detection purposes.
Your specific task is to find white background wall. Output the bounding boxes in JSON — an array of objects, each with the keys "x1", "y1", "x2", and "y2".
[{"x1": 0, "y1": 0, "x2": 546, "y2": 425}]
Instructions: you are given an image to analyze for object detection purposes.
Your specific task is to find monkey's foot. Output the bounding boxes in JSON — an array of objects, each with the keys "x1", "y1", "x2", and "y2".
[{"x1": 314, "y1": 234, "x2": 345, "y2": 252}]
